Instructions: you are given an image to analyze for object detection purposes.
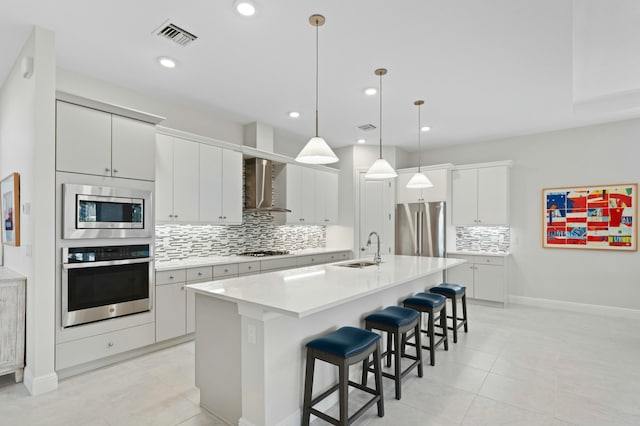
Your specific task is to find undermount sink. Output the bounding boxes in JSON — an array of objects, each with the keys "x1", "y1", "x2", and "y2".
[{"x1": 337, "y1": 260, "x2": 379, "y2": 268}]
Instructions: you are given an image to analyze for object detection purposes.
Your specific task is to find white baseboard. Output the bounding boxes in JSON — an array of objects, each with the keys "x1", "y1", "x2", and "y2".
[
  {"x1": 275, "y1": 409, "x2": 302, "y2": 426},
  {"x1": 509, "y1": 295, "x2": 640, "y2": 320},
  {"x1": 23, "y1": 368, "x2": 58, "y2": 395}
]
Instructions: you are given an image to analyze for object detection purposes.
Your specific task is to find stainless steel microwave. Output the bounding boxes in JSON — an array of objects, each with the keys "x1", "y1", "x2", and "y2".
[{"x1": 63, "y1": 184, "x2": 153, "y2": 239}]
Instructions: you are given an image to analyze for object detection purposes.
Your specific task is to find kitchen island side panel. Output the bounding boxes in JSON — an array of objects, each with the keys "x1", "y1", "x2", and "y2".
[{"x1": 194, "y1": 295, "x2": 241, "y2": 424}]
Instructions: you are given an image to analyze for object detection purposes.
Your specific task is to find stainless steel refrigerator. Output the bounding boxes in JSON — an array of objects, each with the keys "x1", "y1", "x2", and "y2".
[{"x1": 395, "y1": 202, "x2": 446, "y2": 257}]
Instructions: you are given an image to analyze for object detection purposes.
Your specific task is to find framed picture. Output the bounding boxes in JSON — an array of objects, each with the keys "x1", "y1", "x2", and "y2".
[
  {"x1": 1, "y1": 172, "x2": 20, "y2": 246},
  {"x1": 543, "y1": 183, "x2": 637, "y2": 251}
]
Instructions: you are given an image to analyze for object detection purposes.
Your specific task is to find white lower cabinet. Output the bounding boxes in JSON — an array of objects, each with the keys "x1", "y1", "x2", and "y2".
[
  {"x1": 446, "y1": 254, "x2": 507, "y2": 304},
  {"x1": 55, "y1": 323, "x2": 155, "y2": 370},
  {"x1": 156, "y1": 267, "x2": 214, "y2": 341},
  {"x1": 156, "y1": 282, "x2": 188, "y2": 341}
]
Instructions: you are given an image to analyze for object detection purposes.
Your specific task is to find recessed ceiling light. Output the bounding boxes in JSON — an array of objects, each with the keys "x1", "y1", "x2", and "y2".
[
  {"x1": 421, "y1": 126, "x2": 431, "y2": 132},
  {"x1": 364, "y1": 88, "x2": 377, "y2": 96},
  {"x1": 158, "y1": 56, "x2": 176, "y2": 68},
  {"x1": 234, "y1": 0, "x2": 256, "y2": 16},
  {"x1": 289, "y1": 111, "x2": 300, "y2": 118},
  {"x1": 357, "y1": 138, "x2": 366, "y2": 144}
]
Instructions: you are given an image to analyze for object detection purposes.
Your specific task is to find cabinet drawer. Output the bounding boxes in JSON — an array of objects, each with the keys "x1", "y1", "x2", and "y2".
[
  {"x1": 56, "y1": 322, "x2": 155, "y2": 370},
  {"x1": 474, "y1": 256, "x2": 504, "y2": 266},
  {"x1": 213, "y1": 264, "x2": 239, "y2": 279},
  {"x1": 239, "y1": 261, "x2": 260, "y2": 275},
  {"x1": 261, "y1": 257, "x2": 298, "y2": 272},
  {"x1": 326, "y1": 251, "x2": 351, "y2": 263},
  {"x1": 156, "y1": 269, "x2": 186, "y2": 285},
  {"x1": 448, "y1": 254, "x2": 474, "y2": 263},
  {"x1": 296, "y1": 254, "x2": 326, "y2": 266},
  {"x1": 186, "y1": 266, "x2": 213, "y2": 282}
]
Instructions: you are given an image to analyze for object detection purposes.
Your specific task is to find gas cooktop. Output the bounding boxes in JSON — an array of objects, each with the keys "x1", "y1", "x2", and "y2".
[{"x1": 237, "y1": 250, "x2": 290, "y2": 257}]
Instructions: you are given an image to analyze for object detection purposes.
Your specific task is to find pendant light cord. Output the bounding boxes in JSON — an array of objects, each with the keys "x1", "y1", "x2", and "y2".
[
  {"x1": 315, "y1": 18, "x2": 319, "y2": 138},
  {"x1": 379, "y1": 72, "x2": 383, "y2": 159},
  {"x1": 417, "y1": 103, "x2": 421, "y2": 172}
]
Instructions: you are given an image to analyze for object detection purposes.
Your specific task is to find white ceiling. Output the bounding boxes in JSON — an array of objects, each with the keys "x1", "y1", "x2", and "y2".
[{"x1": 2, "y1": 0, "x2": 640, "y2": 151}]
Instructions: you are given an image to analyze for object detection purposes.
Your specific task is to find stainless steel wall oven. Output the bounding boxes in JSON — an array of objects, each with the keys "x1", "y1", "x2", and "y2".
[{"x1": 62, "y1": 244, "x2": 153, "y2": 328}]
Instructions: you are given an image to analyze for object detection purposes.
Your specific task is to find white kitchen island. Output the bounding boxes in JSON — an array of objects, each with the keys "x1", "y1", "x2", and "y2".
[{"x1": 187, "y1": 255, "x2": 465, "y2": 426}]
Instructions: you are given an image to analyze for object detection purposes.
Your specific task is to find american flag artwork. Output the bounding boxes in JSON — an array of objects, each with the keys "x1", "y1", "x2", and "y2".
[{"x1": 543, "y1": 184, "x2": 637, "y2": 251}]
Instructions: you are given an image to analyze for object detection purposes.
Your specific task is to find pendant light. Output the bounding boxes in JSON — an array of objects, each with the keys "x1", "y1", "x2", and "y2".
[
  {"x1": 295, "y1": 14, "x2": 339, "y2": 165},
  {"x1": 406, "y1": 100, "x2": 433, "y2": 188},
  {"x1": 365, "y1": 68, "x2": 397, "y2": 179}
]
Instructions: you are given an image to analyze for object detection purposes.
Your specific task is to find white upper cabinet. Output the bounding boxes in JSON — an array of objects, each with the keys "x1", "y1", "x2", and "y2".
[
  {"x1": 199, "y1": 145, "x2": 242, "y2": 224},
  {"x1": 221, "y1": 150, "x2": 243, "y2": 223},
  {"x1": 156, "y1": 135, "x2": 199, "y2": 223},
  {"x1": 56, "y1": 101, "x2": 111, "y2": 177},
  {"x1": 111, "y1": 115, "x2": 156, "y2": 181},
  {"x1": 56, "y1": 101, "x2": 156, "y2": 181},
  {"x1": 156, "y1": 132, "x2": 243, "y2": 224},
  {"x1": 287, "y1": 164, "x2": 315, "y2": 224},
  {"x1": 452, "y1": 164, "x2": 509, "y2": 225},
  {"x1": 172, "y1": 138, "x2": 200, "y2": 222},
  {"x1": 396, "y1": 167, "x2": 450, "y2": 203},
  {"x1": 155, "y1": 134, "x2": 174, "y2": 222},
  {"x1": 287, "y1": 165, "x2": 338, "y2": 225},
  {"x1": 316, "y1": 170, "x2": 339, "y2": 224}
]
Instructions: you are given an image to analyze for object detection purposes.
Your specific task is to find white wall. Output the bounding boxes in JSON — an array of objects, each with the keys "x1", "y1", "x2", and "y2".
[
  {"x1": 421, "y1": 119, "x2": 640, "y2": 310},
  {"x1": 57, "y1": 68, "x2": 246, "y2": 146},
  {"x1": 0, "y1": 26, "x2": 58, "y2": 394}
]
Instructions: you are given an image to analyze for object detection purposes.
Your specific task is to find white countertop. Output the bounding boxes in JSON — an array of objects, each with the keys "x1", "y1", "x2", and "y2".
[
  {"x1": 187, "y1": 255, "x2": 465, "y2": 318},
  {"x1": 155, "y1": 247, "x2": 352, "y2": 271},
  {"x1": 448, "y1": 250, "x2": 511, "y2": 257}
]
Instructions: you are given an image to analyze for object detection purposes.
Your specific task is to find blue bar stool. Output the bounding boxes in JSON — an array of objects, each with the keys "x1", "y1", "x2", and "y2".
[
  {"x1": 302, "y1": 326, "x2": 384, "y2": 426},
  {"x1": 403, "y1": 293, "x2": 448, "y2": 366},
  {"x1": 429, "y1": 283, "x2": 468, "y2": 343},
  {"x1": 362, "y1": 306, "x2": 423, "y2": 400}
]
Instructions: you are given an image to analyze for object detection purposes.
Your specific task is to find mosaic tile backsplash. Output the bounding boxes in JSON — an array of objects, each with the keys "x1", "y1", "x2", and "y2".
[
  {"x1": 455, "y1": 226, "x2": 510, "y2": 253},
  {"x1": 155, "y1": 212, "x2": 326, "y2": 262}
]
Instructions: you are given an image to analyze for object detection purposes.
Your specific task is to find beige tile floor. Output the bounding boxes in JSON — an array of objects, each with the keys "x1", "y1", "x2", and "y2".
[{"x1": 1, "y1": 303, "x2": 639, "y2": 425}]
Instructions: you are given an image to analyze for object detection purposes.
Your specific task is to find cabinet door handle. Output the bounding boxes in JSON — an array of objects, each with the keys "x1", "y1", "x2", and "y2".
[
  {"x1": 174, "y1": 215, "x2": 179, "y2": 218},
  {"x1": 198, "y1": 272, "x2": 202, "y2": 276},
  {"x1": 181, "y1": 285, "x2": 185, "y2": 291},
  {"x1": 113, "y1": 168, "x2": 118, "y2": 173},
  {"x1": 247, "y1": 266, "x2": 252, "y2": 270},
  {"x1": 223, "y1": 216, "x2": 227, "y2": 219},
  {"x1": 224, "y1": 269, "x2": 228, "y2": 273},
  {"x1": 169, "y1": 275, "x2": 174, "y2": 279},
  {"x1": 107, "y1": 342, "x2": 114, "y2": 347},
  {"x1": 105, "y1": 167, "x2": 110, "y2": 172}
]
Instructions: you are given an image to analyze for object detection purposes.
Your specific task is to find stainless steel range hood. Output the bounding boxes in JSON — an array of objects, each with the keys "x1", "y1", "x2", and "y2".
[{"x1": 244, "y1": 158, "x2": 291, "y2": 213}]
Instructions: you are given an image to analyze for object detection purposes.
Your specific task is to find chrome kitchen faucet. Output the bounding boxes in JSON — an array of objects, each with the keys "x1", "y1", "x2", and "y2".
[{"x1": 367, "y1": 231, "x2": 382, "y2": 265}]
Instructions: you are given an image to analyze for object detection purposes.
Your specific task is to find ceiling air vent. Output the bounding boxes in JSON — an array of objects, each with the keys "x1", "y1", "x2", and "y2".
[
  {"x1": 154, "y1": 21, "x2": 198, "y2": 46},
  {"x1": 358, "y1": 124, "x2": 377, "y2": 131}
]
